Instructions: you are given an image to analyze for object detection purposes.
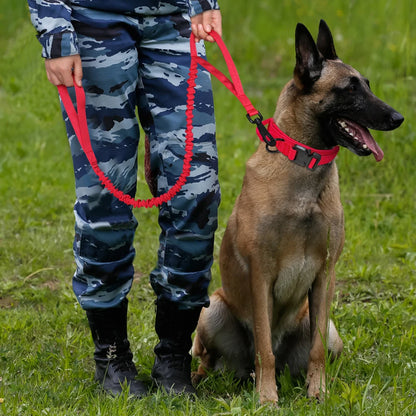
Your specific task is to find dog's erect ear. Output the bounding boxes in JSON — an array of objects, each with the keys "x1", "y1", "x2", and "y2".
[
  {"x1": 294, "y1": 23, "x2": 323, "y2": 89},
  {"x1": 317, "y1": 19, "x2": 338, "y2": 60}
]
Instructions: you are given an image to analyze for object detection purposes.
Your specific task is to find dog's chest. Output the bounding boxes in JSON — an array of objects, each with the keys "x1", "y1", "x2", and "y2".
[
  {"x1": 267, "y1": 193, "x2": 328, "y2": 320},
  {"x1": 269, "y1": 254, "x2": 319, "y2": 347},
  {"x1": 273, "y1": 254, "x2": 319, "y2": 307}
]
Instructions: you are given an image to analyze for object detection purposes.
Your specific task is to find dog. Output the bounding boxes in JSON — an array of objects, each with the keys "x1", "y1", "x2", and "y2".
[{"x1": 192, "y1": 20, "x2": 404, "y2": 404}]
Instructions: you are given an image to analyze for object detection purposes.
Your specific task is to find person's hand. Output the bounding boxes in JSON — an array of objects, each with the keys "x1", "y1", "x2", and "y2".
[
  {"x1": 191, "y1": 9, "x2": 222, "y2": 43},
  {"x1": 44, "y1": 54, "x2": 83, "y2": 87}
]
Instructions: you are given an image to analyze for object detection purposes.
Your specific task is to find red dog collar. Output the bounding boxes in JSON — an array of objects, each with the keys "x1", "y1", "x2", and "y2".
[{"x1": 256, "y1": 118, "x2": 339, "y2": 170}]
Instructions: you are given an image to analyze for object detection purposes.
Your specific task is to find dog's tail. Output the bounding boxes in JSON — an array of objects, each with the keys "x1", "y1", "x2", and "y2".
[
  {"x1": 191, "y1": 327, "x2": 204, "y2": 358},
  {"x1": 191, "y1": 324, "x2": 210, "y2": 384}
]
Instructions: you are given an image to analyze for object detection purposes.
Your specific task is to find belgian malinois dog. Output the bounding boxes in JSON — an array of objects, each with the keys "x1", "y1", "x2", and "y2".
[{"x1": 192, "y1": 20, "x2": 404, "y2": 404}]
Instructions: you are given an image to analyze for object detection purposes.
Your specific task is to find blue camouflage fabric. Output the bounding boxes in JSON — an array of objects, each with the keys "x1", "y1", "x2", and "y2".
[{"x1": 28, "y1": 0, "x2": 221, "y2": 310}]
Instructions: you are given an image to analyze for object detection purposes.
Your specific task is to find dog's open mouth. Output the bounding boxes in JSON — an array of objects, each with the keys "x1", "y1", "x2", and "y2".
[{"x1": 336, "y1": 118, "x2": 384, "y2": 161}]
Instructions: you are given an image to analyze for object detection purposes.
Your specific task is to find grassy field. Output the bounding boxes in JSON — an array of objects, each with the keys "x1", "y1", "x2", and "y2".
[{"x1": 1, "y1": 0, "x2": 415, "y2": 415}]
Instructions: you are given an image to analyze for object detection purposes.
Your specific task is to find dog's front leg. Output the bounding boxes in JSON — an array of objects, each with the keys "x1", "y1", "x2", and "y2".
[
  {"x1": 250, "y1": 268, "x2": 278, "y2": 404},
  {"x1": 306, "y1": 265, "x2": 336, "y2": 400}
]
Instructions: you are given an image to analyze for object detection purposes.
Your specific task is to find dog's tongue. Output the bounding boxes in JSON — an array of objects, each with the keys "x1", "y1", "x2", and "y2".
[
  {"x1": 361, "y1": 130, "x2": 384, "y2": 162},
  {"x1": 346, "y1": 119, "x2": 384, "y2": 161}
]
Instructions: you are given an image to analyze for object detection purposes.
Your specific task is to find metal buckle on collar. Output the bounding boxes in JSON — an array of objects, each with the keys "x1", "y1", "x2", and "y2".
[{"x1": 292, "y1": 145, "x2": 321, "y2": 170}]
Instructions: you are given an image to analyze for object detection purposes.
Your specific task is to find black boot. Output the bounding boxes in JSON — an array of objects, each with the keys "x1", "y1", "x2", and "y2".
[
  {"x1": 151, "y1": 299, "x2": 202, "y2": 395},
  {"x1": 86, "y1": 298, "x2": 148, "y2": 397}
]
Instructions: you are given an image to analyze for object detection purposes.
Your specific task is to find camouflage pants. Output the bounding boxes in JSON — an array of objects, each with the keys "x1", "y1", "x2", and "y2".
[{"x1": 63, "y1": 3, "x2": 220, "y2": 310}]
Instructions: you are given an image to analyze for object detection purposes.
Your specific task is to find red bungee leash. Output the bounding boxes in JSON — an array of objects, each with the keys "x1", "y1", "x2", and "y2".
[
  {"x1": 58, "y1": 30, "x2": 252, "y2": 208},
  {"x1": 57, "y1": 30, "x2": 339, "y2": 208},
  {"x1": 57, "y1": 36, "x2": 199, "y2": 209}
]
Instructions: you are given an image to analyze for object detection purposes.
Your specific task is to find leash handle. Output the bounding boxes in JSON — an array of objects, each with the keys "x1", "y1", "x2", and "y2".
[{"x1": 191, "y1": 31, "x2": 259, "y2": 118}]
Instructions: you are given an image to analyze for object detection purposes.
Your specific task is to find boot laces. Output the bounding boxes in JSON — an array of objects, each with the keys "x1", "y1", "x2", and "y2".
[
  {"x1": 105, "y1": 343, "x2": 136, "y2": 376},
  {"x1": 165, "y1": 353, "x2": 190, "y2": 370},
  {"x1": 110, "y1": 353, "x2": 137, "y2": 374}
]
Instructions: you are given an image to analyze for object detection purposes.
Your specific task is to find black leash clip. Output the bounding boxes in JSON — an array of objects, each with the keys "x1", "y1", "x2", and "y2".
[{"x1": 246, "y1": 112, "x2": 279, "y2": 153}]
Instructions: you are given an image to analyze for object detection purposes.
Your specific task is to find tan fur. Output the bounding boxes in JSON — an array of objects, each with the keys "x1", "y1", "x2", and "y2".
[
  {"x1": 192, "y1": 74, "x2": 345, "y2": 403},
  {"x1": 191, "y1": 21, "x2": 403, "y2": 405}
]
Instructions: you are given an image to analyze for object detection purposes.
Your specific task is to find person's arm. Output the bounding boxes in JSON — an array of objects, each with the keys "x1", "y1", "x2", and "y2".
[
  {"x1": 28, "y1": 0, "x2": 82, "y2": 86},
  {"x1": 189, "y1": 0, "x2": 222, "y2": 43}
]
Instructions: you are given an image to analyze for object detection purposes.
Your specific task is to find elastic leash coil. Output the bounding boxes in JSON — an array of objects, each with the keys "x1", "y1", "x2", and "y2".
[
  {"x1": 58, "y1": 30, "x2": 259, "y2": 208},
  {"x1": 57, "y1": 33, "x2": 202, "y2": 208}
]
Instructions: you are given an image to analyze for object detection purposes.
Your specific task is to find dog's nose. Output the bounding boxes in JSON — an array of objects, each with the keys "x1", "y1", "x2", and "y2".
[{"x1": 390, "y1": 111, "x2": 404, "y2": 129}]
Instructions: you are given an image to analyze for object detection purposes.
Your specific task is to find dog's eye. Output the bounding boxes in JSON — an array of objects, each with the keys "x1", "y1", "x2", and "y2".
[
  {"x1": 346, "y1": 84, "x2": 357, "y2": 94},
  {"x1": 347, "y1": 76, "x2": 360, "y2": 93}
]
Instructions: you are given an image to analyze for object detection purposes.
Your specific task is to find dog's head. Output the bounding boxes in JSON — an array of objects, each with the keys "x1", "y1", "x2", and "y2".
[{"x1": 293, "y1": 20, "x2": 404, "y2": 161}]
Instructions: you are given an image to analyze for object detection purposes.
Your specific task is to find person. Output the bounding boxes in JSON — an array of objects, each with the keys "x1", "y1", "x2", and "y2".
[{"x1": 28, "y1": 0, "x2": 222, "y2": 397}]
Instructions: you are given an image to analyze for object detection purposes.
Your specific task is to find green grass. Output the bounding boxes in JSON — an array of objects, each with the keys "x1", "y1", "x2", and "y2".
[{"x1": 1, "y1": 0, "x2": 415, "y2": 415}]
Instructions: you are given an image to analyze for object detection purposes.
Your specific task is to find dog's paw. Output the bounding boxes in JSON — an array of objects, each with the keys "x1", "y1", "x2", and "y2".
[
  {"x1": 306, "y1": 371, "x2": 326, "y2": 401},
  {"x1": 307, "y1": 384, "x2": 325, "y2": 401},
  {"x1": 191, "y1": 371, "x2": 206, "y2": 385},
  {"x1": 259, "y1": 387, "x2": 279, "y2": 405}
]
